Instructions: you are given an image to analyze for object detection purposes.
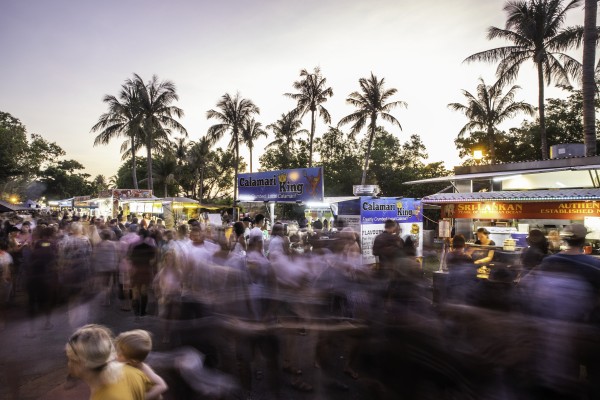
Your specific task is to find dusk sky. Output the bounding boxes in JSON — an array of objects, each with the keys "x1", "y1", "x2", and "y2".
[{"x1": 0, "y1": 0, "x2": 589, "y2": 181}]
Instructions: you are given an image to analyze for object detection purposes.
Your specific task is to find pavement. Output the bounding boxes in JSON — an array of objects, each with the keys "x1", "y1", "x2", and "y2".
[
  {"x1": 0, "y1": 288, "x2": 163, "y2": 400},
  {"x1": 0, "y1": 288, "x2": 369, "y2": 400}
]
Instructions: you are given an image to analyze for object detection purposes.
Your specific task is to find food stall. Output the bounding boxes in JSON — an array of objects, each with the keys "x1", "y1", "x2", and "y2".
[
  {"x1": 406, "y1": 154, "x2": 600, "y2": 299},
  {"x1": 97, "y1": 189, "x2": 154, "y2": 219},
  {"x1": 336, "y1": 196, "x2": 423, "y2": 265},
  {"x1": 122, "y1": 197, "x2": 200, "y2": 228}
]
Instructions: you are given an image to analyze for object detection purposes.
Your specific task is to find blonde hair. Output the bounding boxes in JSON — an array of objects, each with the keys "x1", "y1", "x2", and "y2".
[
  {"x1": 66, "y1": 324, "x2": 122, "y2": 385},
  {"x1": 115, "y1": 329, "x2": 153, "y2": 363}
]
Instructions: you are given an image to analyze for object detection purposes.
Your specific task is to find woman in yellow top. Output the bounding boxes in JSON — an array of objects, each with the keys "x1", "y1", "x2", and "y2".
[{"x1": 65, "y1": 324, "x2": 162, "y2": 400}]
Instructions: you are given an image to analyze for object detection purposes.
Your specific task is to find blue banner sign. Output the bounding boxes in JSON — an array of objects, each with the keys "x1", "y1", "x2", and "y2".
[
  {"x1": 359, "y1": 197, "x2": 422, "y2": 224},
  {"x1": 237, "y1": 167, "x2": 324, "y2": 202}
]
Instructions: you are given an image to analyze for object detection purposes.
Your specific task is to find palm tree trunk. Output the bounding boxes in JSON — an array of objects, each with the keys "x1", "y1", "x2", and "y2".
[
  {"x1": 583, "y1": 0, "x2": 597, "y2": 157},
  {"x1": 131, "y1": 138, "x2": 139, "y2": 189},
  {"x1": 361, "y1": 115, "x2": 377, "y2": 185},
  {"x1": 164, "y1": 182, "x2": 168, "y2": 198},
  {"x1": 233, "y1": 133, "x2": 239, "y2": 221},
  {"x1": 309, "y1": 109, "x2": 316, "y2": 168},
  {"x1": 146, "y1": 143, "x2": 153, "y2": 191},
  {"x1": 537, "y1": 62, "x2": 548, "y2": 159},
  {"x1": 487, "y1": 125, "x2": 496, "y2": 164},
  {"x1": 249, "y1": 145, "x2": 253, "y2": 173},
  {"x1": 199, "y1": 168, "x2": 204, "y2": 202}
]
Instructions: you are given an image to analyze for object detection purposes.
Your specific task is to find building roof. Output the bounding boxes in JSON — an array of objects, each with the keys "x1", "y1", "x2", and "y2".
[{"x1": 422, "y1": 188, "x2": 600, "y2": 204}]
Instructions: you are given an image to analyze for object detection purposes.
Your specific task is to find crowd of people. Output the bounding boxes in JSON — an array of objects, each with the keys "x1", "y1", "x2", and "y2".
[{"x1": 1, "y1": 210, "x2": 600, "y2": 399}]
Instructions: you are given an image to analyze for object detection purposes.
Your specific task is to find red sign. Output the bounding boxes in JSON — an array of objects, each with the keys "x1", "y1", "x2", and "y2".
[{"x1": 441, "y1": 201, "x2": 600, "y2": 220}]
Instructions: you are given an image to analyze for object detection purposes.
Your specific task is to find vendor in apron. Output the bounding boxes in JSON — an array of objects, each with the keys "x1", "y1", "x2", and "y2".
[{"x1": 469, "y1": 227, "x2": 495, "y2": 266}]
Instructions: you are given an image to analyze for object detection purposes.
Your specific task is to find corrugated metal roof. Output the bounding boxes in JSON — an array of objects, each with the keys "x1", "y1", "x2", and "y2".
[
  {"x1": 422, "y1": 189, "x2": 600, "y2": 203},
  {"x1": 404, "y1": 164, "x2": 600, "y2": 185}
]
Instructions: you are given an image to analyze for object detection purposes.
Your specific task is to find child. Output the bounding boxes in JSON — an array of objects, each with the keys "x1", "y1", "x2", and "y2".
[{"x1": 115, "y1": 329, "x2": 168, "y2": 399}]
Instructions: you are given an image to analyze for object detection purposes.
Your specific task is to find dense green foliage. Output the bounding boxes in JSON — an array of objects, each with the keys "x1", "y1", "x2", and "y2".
[
  {"x1": 455, "y1": 87, "x2": 600, "y2": 163},
  {"x1": 0, "y1": 111, "x2": 94, "y2": 201}
]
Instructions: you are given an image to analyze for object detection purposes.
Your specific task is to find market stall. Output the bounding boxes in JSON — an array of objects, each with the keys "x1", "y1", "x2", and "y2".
[
  {"x1": 98, "y1": 189, "x2": 154, "y2": 219},
  {"x1": 336, "y1": 196, "x2": 423, "y2": 265},
  {"x1": 237, "y1": 166, "x2": 325, "y2": 227},
  {"x1": 122, "y1": 197, "x2": 200, "y2": 228}
]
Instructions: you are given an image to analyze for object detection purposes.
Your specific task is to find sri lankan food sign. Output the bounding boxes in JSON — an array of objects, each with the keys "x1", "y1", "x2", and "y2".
[
  {"x1": 441, "y1": 201, "x2": 600, "y2": 220},
  {"x1": 237, "y1": 167, "x2": 324, "y2": 202}
]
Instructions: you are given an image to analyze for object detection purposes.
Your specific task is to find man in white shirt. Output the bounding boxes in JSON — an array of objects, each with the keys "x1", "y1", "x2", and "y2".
[{"x1": 249, "y1": 214, "x2": 265, "y2": 254}]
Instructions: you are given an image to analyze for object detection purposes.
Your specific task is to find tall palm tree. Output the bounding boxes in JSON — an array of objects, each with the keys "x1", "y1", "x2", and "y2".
[
  {"x1": 266, "y1": 111, "x2": 308, "y2": 168},
  {"x1": 241, "y1": 118, "x2": 267, "y2": 173},
  {"x1": 91, "y1": 82, "x2": 142, "y2": 189},
  {"x1": 285, "y1": 67, "x2": 333, "y2": 167},
  {"x1": 583, "y1": 0, "x2": 597, "y2": 156},
  {"x1": 465, "y1": 0, "x2": 583, "y2": 160},
  {"x1": 207, "y1": 93, "x2": 260, "y2": 210},
  {"x1": 339, "y1": 73, "x2": 407, "y2": 185},
  {"x1": 448, "y1": 78, "x2": 535, "y2": 163},
  {"x1": 187, "y1": 137, "x2": 212, "y2": 201},
  {"x1": 131, "y1": 74, "x2": 187, "y2": 191}
]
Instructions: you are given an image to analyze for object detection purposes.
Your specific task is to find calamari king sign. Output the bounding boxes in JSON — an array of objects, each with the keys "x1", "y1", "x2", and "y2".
[
  {"x1": 237, "y1": 167, "x2": 324, "y2": 202},
  {"x1": 441, "y1": 201, "x2": 600, "y2": 220}
]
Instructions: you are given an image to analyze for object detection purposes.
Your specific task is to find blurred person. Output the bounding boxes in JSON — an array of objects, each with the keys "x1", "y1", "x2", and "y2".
[
  {"x1": 249, "y1": 214, "x2": 265, "y2": 254},
  {"x1": 229, "y1": 221, "x2": 247, "y2": 256},
  {"x1": 115, "y1": 329, "x2": 168, "y2": 399},
  {"x1": 153, "y1": 250, "x2": 183, "y2": 343},
  {"x1": 59, "y1": 221, "x2": 93, "y2": 327},
  {"x1": 547, "y1": 229, "x2": 562, "y2": 253},
  {"x1": 118, "y1": 224, "x2": 141, "y2": 312},
  {"x1": 65, "y1": 324, "x2": 153, "y2": 400},
  {"x1": 87, "y1": 223, "x2": 102, "y2": 247},
  {"x1": 92, "y1": 229, "x2": 120, "y2": 307},
  {"x1": 0, "y1": 241, "x2": 12, "y2": 330},
  {"x1": 129, "y1": 229, "x2": 157, "y2": 318},
  {"x1": 267, "y1": 223, "x2": 290, "y2": 259},
  {"x1": 108, "y1": 219, "x2": 123, "y2": 240},
  {"x1": 444, "y1": 234, "x2": 477, "y2": 305},
  {"x1": 25, "y1": 226, "x2": 57, "y2": 333},
  {"x1": 7, "y1": 225, "x2": 26, "y2": 299},
  {"x1": 372, "y1": 219, "x2": 404, "y2": 278},
  {"x1": 520, "y1": 229, "x2": 550, "y2": 276},
  {"x1": 524, "y1": 224, "x2": 600, "y2": 398}
]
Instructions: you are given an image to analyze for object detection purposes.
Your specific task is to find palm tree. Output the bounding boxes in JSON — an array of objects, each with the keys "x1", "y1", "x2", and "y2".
[
  {"x1": 92, "y1": 175, "x2": 108, "y2": 193},
  {"x1": 152, "y1": 154, "x2": 178, "y2": 197},
  {"x1": 465, "y1": 0, "x2": 583, "y2": 160},
  {"x1": 174, "y1": 136, "x2": 189, "y2": 166},
  {"x1": 91, "y1": 81, "x2": 143, "y2": 189},
  {"x1": 131, "y1": 74, "x2": 187, "y2": 191},
  {"x1": 285, "y1": 67, "x2": 333, "y2": 167},
  {"x1": 207, "y1": 93, "x2": 260, "y2": 211},
  {"x1": 266, "y1": 111, "x2": 308, "y2": 168},
  {"x1": 448, "y1": 78, "x2": 535, "y2": 163},
  {"x1": 187, "y1": 137, "x2": 212, "y2": 201},
  {"x1": 241, "y1": 118, "x2": 267, "y2": 172},
  {"x1": 583, "y1": 0, "x2": 597, "y2": 156},
  {"x1": 339, "y1": 73, "x2": 407, "y2": 185},
  {"x1": 108, "y1": 175, "x2": 118, "y2": 189}
]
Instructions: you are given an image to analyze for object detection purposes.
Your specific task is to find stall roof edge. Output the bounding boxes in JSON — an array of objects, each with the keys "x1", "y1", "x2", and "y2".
[
  {"x1": 422, "y1": 188, "x2": 600, "y2": 203},
  {"x1": 404, "y1": 159, "x2": 600, "y2": 185}
]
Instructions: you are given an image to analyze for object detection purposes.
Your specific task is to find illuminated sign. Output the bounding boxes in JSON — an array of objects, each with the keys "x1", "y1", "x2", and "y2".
[
  {"x1": 441, "y1": 201, "x2": 600, "y2": 220},
  {"x1": 237, "y1": 167, "x2": 324, "y2": 202}
]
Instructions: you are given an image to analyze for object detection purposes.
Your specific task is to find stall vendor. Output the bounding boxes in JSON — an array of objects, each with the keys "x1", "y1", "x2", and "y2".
[{"x1": 468, "y1": 227, "x2": 495, "y2": 266}]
